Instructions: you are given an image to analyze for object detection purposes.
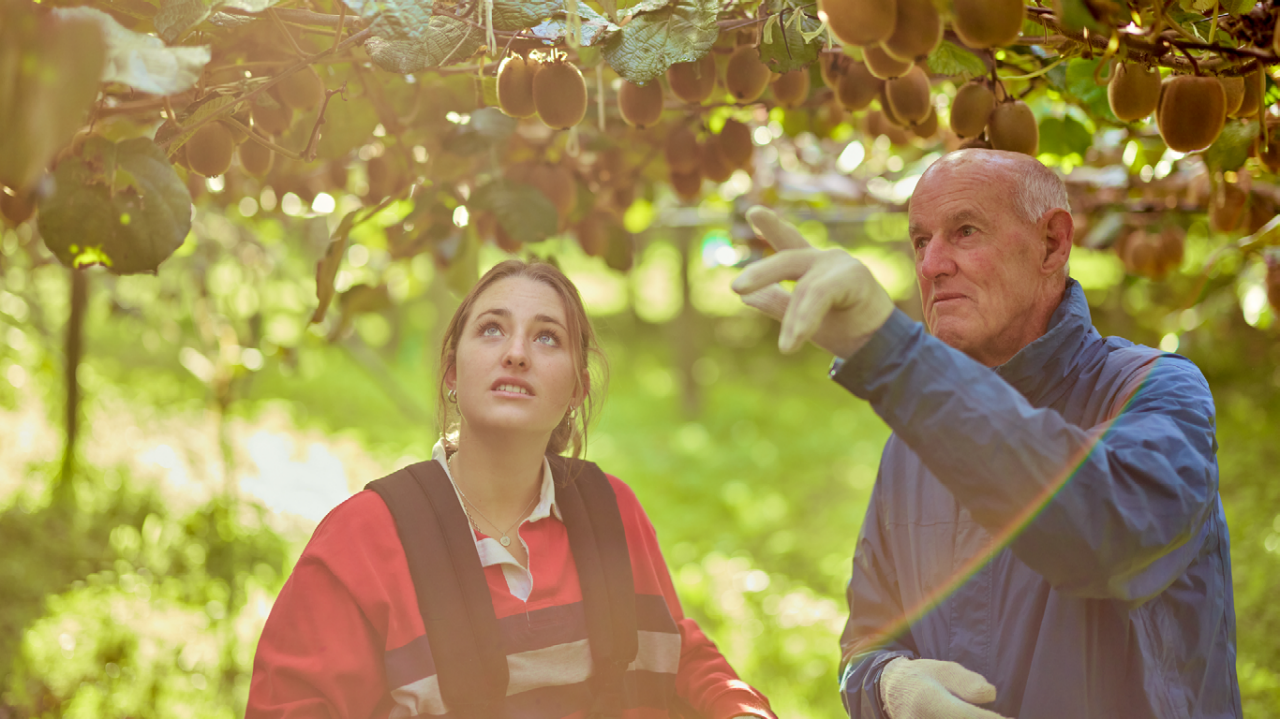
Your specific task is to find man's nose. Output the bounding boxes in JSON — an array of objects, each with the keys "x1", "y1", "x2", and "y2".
[{"x1": 918, "y1": 238, "x2": 955, "y2": 280}]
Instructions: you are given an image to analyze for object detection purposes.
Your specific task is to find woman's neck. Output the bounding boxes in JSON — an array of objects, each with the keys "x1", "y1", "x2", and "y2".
[{"x1": 449, "y1": 429, "x2": 547, "y2": 516}]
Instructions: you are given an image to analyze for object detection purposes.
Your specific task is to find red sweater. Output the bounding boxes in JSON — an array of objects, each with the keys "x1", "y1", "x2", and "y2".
[{"x1": 247, "y1": 474, "x2": 774, "y2": 719}]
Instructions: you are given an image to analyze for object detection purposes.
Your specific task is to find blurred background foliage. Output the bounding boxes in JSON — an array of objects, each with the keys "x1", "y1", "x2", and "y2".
[{"x1": 5, "y1": 0, "x2": 1280, "y2": 716}]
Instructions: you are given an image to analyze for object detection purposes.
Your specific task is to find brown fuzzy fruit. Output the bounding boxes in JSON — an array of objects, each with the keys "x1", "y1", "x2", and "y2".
[
  {"x1": 575, "y1": 210, "x2": 613, "y2": 257},
  {"x1": 699, "y1": 137, "x2": 735, "y2": 182},
  {"x1": 1255, "y1": 128, "x2": 1280, "y2": 173},
  {"x1": 725, "y1": 46, "x2": 772, "y2": 103},
  {"x1": 950, "y1": 81, "x2": 995, "y2": 138},
  {"x1": 497, "y1": 54, "x2": 541, "y2": 119},
  {"x1": 836, "y1": 61, "x2": 882, "y2": 112},
  {"x1": 252, "y1": 100, "x2": 293, "y2": 136},
  {"x1": 1219, "y1": 75, "x2": 1245, "y2": 117},
  {"x1": 1209, "y1": 181, "x2": 1248, "y2": 234},
  {"x1": 665, "y1": 124, "x2": 700, "y2": 174},
  {"x1": 952, "y1": 0, "x2": 1024, "y2": 49},
  {"x1": 604, "y1": 229, "x2": 635, "y2": 272},
  {"x1": 365, "y1": 155, "x2": 398, "y2": 201},
  {"x1": 1158, "y1": 75, "x2": 1226, "y2": 153},
  {"x1": 718, "y1": 119, "x2": 754, "y2": 169},
  {"x1": 529, "y1": 163, "x2": 577, "y2": 219},
  {"x1": 812, "y1": 99, "x2": 848, "y2": 138},
  {"x1": 238, "y1": 137, "x2": 274, "y2": 178},
  {"x1": 987, "y1": 101, "x2": 1039, "y2": 156},
  {"x1": 819, "y1": 0, "x2": 897, "y2": 47},
  {"x1": 0, "y1": 188, "x2": 35, "y2": 226},
  {"x1": 1231, "y1": 68, "x2": 1262, "y2": 119},
  {"x1": 884, "y1": 65, "x2": 932, "y2": 125},
  {"x1": 864, "y1": 45, "x2": 912, "y2": 80},
  {"x1": 912, "y1": 107, "x2": 939, "y2": 139},
  {"x1": 533, "y1": 58, "x2": 588, "y2": 130},
  {"x1": 667, "y1": 54, "x2": 717, "y2": 103},
  {"x1": 186, "y1": 122, "x2": 236, "y2": 177},
  {"x1": 275, "y1": 67, "x2": 325, "y2": 112},
  {"x1": 1247, "y1": 193, "x2": 1276, "y2": 234},
  {"x1": 670, "y1": 167, "x2": 702, "y2": 201},
  {"x1": 618, "y1": 80, "x2": 664, "y2": 128},
  {"x1": 771, "y1": 70, "x2": 810, "y2": 108},
  {"x1": 864, "y1": 110, "x2": 912, "y2": 145},
  {"x1": 882, "y1": 0, "x2": 942, "y2": 61},
  {"x1": 1119, "y1": 226, "x2": 1183, "y2": 279},
  {"x1": 819, "y1": 53, "x2": 851, "y2": 90},
  {"x1": 1108, "y1": 63, "x2": 1162, "y2": 122}
]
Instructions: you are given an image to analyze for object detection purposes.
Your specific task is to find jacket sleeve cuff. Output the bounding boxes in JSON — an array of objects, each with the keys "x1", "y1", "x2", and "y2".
[
  {"x1": 828, "y1": 309, "x2": 919, "y2": 400},
  {"x1": 840, "y1": 650, "x2": 915, "y2": 719},
  {"x1": 704, "y1": 693, "x2": 775, "y2": 719}
]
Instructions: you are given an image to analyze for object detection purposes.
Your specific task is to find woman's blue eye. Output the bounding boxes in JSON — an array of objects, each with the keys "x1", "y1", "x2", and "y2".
[
  {"x1": 481, "y1": 324, "x2": 502, "y2": 336},
  {"x1": 536, "y1": 331, "x2": 560, "y2": 346}
]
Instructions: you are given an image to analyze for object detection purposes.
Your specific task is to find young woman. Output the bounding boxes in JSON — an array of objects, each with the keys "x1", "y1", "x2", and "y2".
[{"x1": 247, "y1": 260, "x2": 774, "y2": 719}]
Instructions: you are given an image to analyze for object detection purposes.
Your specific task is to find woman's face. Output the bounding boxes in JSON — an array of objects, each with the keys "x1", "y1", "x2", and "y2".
[{"x1": 447, "y1": 276, "x2": 583, "y2": 443}]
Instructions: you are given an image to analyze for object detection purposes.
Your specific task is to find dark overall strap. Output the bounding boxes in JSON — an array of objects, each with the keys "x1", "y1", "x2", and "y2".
[
  {"x1": 550, "y1": 456, "x2": 640, "y2": 719},
  {"x1": 366, "y1": 461, "x2": 508, "y2": 719}
]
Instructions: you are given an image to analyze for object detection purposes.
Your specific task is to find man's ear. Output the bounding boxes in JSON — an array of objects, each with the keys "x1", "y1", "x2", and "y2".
[{"x1": 1042, "y1": 209, "x2": 1073, "y2": 275}]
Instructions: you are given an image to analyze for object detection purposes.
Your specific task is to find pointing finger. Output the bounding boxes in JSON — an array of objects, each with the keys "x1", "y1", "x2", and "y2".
[
  {"x1": 745, "y1": 206, "x2": 812, "y2": 252},
  {"x1": 730, "y1": 248, "x2": 828, "y2": 295},
  {"x1": 739, "y1": 285, "x2": 790, "y2": 322}
]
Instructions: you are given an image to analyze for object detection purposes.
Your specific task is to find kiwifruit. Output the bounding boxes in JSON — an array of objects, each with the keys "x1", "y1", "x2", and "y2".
[
  {"x1": 533, "y1": 58, "x2": 588, "y2": 130},
  {"x1": 1231, "y1": 68, "x2": 1262, "y2": 119},
  {"x1": 326, "y1": 161, "x2": 349, "y2": 192},
  {"x1": 0, "y1": 188, "x2": 35, "y2": 226},
  {"x1": 618, "y1": 80, "x2": 664, "y2": 128},
  {"x1": 608, "y1": 182, "x2": 635, "y2": 213},
  {"x1": 718, "y1": 118, "x2": 754, "y2": 168},
  {"x1": 950, "y1": 81, "x2": 995, "y2": 138},
  {"x1": 878, "y1": 86, "x2": 908, "y2": 127},
  {"x1": 1247, "y1": 192, "x2": 1276, "y2": 234},
  {"x1": 699, "y1": 137, "x2": 735, "y2": 182},
  {"x1": 863, "y1": 110, "x2": 910, "y2": 145},
  {"x1": 1124, "y1": 227, "x2": 1183, "y2": 279},
  {"x1": 812, "y1": 98, "x2": 847, "y2": 138},
  {"x1": 864, "y1": 45, "x2": 912, "y2": 80},
  {"x1": 604, "y1": 228, "x2": 635, "y2": 272},
  {"x1": 667, "y1": 54, "x2": 717, "y2": 103},
  {"x1": 1255, "y1": 128, "x2": 1280, "y2": 173},
  {"x1": 365, "y1": 155, "x2": 397, "y2": 201},
  {"x1": 725, "y1": 46, "x2": 772, "y2": 103},
  {"x1": 238, "y1": 136, "x2": 275, "y2": 178},
  {"x1": 1219, "y1": 75, "x2": 1245, "y2": 116},
  {"x1": 221, "y1": 106, "x2": 252, "y2": 144},
  {"x1": 275, "y1": 66, "x2": 325, "y2": 112},
  {"x1": 1108, "y1": 63, "x2": 1161, "y2": 122},
  {"x1": 819, "y1": 0, "x2": 897, "y2": 47},
  {"x1": 1209, "y1": 181, "x2": 1248, "y2": 234},
  {"x1": 987, "y1": 101, "x2": 1039, "y2": 156},
  {"x1": 530, "y1": 163, "x2": 577, "y2": 219},
  {"x1": 186, "y1": 122, "x2": 236, "y2": 177},
  {"x1": 1157, "y1": 75, "x2": 1226, "y2": 153},
  {"x1": 882, "y1": 0, "x2": 943, "y2": 61},
  {"x1": 884, "y1": 65, "x2": 932, "y2": 125},
  {"x1": 665, "y1": 124, "x2": 700, "y2": 174},
  {"x1": 836, "y1": 61, "x2": 882, "y2": 112},
  {"x1": 952, "y1": 0, "x2": 1024, "y2": 49},
  {"x1": 575, "y1": 210, "x2": 611, "y2": 257},
  {"x1": 252, "y1": 99, "x2": 293, "y2": 136},
  {"x1": 184, "y1": 170, "x2": 205, "y2": 201},
  {"x1": 819, "y1": 52, "x2": 851, "y2": 89},
  {"x1": 771, "y1": 70, "x2": 810, "y2": 108},
  {"x1": 497, "y1": 53, "x2": 540, "y2": 119},
  {"x1": 670, "y1": 167, "x2": 702, "y2": 201},
  {"x1": 912, "y1": 107, "x2": 939, "y2": 139}
]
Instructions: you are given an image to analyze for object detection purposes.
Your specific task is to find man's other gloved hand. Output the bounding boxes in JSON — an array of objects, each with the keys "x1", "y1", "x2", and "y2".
[
  {"x1": 880, "y1": 658, "x2": 1010, "y2": 719},
  {"x1": 731, "y1": 206, "x2": 894, "y2": 358}
]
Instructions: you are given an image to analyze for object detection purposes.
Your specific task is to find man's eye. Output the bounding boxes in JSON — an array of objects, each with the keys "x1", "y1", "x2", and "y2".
[{"x1": 960, "y1": 226, "x2": 977, "y2": 237}]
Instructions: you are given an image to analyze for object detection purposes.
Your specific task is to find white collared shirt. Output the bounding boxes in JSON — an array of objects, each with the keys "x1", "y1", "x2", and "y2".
[{"x1": 430, "y1": 440, "x2": 560, "y2": 602}]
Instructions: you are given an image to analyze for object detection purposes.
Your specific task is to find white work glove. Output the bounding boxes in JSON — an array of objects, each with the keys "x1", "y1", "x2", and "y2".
[
  {"x1": 879, "y1": 657, "x2": 1010, "y2": 719},
  {"x1": 730, "y1": 206, "x2": 895, "y2": 358}
]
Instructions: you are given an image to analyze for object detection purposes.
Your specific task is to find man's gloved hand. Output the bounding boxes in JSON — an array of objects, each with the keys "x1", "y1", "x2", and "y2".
[
  {"x1": 730, "y1": 206, "x2": 894, "y2": 358},
  {"x1": 879, "y1": 657, "x2": 1010, "y2": 719}
]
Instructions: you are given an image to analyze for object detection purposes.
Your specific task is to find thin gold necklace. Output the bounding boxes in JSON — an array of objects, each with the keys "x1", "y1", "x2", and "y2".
[{"x1": 447, "y1": 453, "x2": 540, "y2": 548}]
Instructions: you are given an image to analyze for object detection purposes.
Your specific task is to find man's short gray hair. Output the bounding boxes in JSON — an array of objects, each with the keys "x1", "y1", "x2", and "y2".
[{"x1": 1011, "y1": 160, "x2": 1070, "y2": 225}]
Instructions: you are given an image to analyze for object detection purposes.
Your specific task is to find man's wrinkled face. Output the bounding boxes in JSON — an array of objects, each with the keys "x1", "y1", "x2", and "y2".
[{"x1": 907, "y1": 163, "x2": 1049, "y2": 367}]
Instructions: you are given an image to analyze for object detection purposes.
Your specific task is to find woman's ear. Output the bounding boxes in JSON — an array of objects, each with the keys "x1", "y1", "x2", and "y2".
[
  {"x1": 577, "y1": 369, "x2": 591, "y2": 404},
  {"x1": 444, "y1": 360, "x2": 457, "y2": 392}
]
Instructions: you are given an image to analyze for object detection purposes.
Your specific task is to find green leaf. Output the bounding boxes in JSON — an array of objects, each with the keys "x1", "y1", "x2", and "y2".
[
  {"x1": 311, "y1": 210, "x2": 357, "y2": 323},
  {"x1": 37, "y1": 137, "x2": 192, "y2": 275},
  {"x1": 492, "y1": 0, "x2": 558, "y2": 31},
  {"x1": 0, "y1": 2, "x2": 107, "y2": 190},
  {"x1": 530, "y1": 3, "x2": 618, "y2": 46},
  {"x1": 1054, "y1": 0, "x2": 1107, "y2": 33},
  {"x1": 315, "y1": 96, "x2": 381, "y2": 160},
  {"x1": 1038, "y1": 115, "x2": 1091, "y2": 158},
  {"x1": 219, "y1": 0, "x2": 281, "y2": 12},
  {"x1": 52, "y1": 7, "x2": 211, "y2": 95},
  {"x1": 602, "y1": 0, "x2": 718, "y2": 85},
  {"x1": 1203, "y1": 120, "x2": 1259, "y2": 172},
  {"x1": 154, "y1": 0, "x2": 212, "y2": 44},
  {"x1": 470, "y1": 178, "x2": 558, "y2": 245},
  {"x1": 925, "y1": 41, "x2": 986, "y2": 78},
  {"x1": 1057, "y1": 57, "x2": 1119, "y2": 125},
  {"x1": 758, "y1": 8, "x2": 822, "y2": 74},
  {"x1": 161, "y1": 95, "x2": 240, "y2": 155},
  {"x1": 364, "y1": 14, "x2": 485, "y2": 73}
]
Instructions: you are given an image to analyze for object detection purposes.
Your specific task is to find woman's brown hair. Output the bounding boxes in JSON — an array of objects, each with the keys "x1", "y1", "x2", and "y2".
[{"x1": 437, "y1": 260, "x2": 606, "y2": 460}]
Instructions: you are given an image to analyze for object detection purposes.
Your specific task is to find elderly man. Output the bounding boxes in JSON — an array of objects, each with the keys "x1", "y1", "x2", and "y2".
[{"x1": 733, "y1": 150, "x2": 1239, "y2": 719}]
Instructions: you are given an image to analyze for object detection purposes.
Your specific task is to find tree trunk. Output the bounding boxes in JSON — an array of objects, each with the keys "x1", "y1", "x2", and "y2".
[{"x1": 56, "y1": 268, "x2": 88, "y2": 495}]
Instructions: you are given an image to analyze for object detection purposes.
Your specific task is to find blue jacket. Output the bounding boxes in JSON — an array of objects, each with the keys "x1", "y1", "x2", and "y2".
[{"x1": 832, "y1": 280, "x2": 1240, "y2": 719}]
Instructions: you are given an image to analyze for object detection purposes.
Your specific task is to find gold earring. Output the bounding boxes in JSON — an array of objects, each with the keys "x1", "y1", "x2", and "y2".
[{"x1": 448, "y1": 388, "x2": 457, "y2": 404}]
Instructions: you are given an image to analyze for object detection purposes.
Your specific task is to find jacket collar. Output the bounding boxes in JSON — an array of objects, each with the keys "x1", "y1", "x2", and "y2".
[{"x1": 995, "y1": 278, "x2": 1093, "y2": 403}]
